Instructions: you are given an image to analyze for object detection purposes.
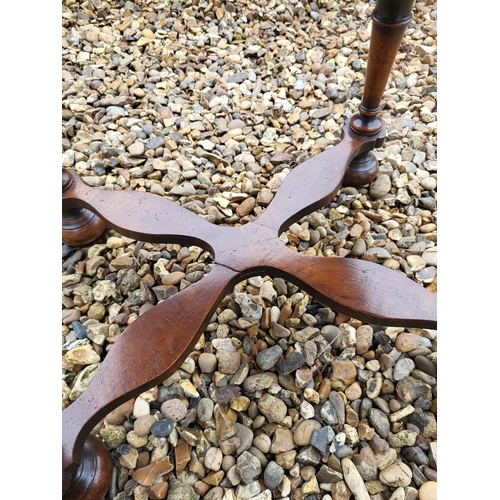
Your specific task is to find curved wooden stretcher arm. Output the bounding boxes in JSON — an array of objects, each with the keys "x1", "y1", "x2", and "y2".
[
  {"x1": 62, "y1": 1, "x2": 434, "y2": 497},
  {"x1": 62, "y1": 124, "x2": 436, "y2": 499}
]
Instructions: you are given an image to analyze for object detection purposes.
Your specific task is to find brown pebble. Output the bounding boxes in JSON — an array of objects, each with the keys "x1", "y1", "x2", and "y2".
[
  {"x1": 134, "y1": 415, "x2": 157, "y2": 437},
  {"x1": 105, "y1": 399, "x2": 134, "y2": 425}
]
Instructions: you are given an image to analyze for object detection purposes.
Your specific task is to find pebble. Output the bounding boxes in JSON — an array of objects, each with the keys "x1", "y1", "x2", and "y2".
[
  {"x1": 236, "y1": 451, "x2": 262, "y2": 485},
  {"x1": 198, "y1": 353, "x2": 218, "y2": 373},
  {"x1": 368, "y1": 408, "x2": 390, "y2": 438},
  {"x1": 65, "y1": 344, "x2": 100, "y2": 365},
  {"x1": 379, "y1": 461, "x2": 413, "y2": 487},
  {"x1": 134, "y1": 415, "x2": 157, "y2": 437},
  {"x1": 342, "y1": 458, "x2": 371, "y2": 500},
  {"x1": 271, "y1": 427, "x2": 295, "y2": 454},
  {"x1": 258, "y1": 394, "x2": 287, "y2": 423},
  {"x1": 419, "y1": 481, "x2": 437, "y2": 500},
  {"x1": 393, "y1": 358, "x2": 416, "y2": 380},
  {"x1": 263, "y1": 461, "x2": 284, "y2": 489},
  {"x1": 278, "y1": 351, "x2": 306, "y2": 374},
  {"x1": 395, "y1": 333, "x2": 423, "y2": 352},
  {"x1": 160, "y1": 399, "x2": 187, "y2": 421},
  {"x1": 293, "y1": 419, "x2": 322, "y2": 446},
  {"x1": 369, "y1": 174, "x2": 392, "y2": 199},
  {"x1": 205, "y1": 447, "x2": 223, "y2": 471},
  {"x1": 256, "y1": 345, "x2": 283, "y2": 371},
  {"x1": 151, "y1": 418, "x2": 174, "y2": 437}
]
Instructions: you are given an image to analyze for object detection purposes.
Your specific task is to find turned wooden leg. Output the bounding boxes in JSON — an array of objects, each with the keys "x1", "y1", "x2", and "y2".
[
  {"x1": 343, "y1": 0, "x2": 414, "y2": 186},
  {"x1": 63, "y1": 434, "x2": 113, "y2": 500},
  {"x1": 62, "y1": 169, "x2": 107, "y2": 246}
]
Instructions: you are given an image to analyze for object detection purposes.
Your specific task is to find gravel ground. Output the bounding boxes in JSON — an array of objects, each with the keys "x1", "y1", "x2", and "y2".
[{"x1": 62, "y1": 1, "x2": 438, "y2": 499}]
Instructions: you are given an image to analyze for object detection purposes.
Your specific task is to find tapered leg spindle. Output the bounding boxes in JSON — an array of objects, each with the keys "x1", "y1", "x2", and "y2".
[{"x1": 343, "y1": 0, "x2": 414, "y2": 186}]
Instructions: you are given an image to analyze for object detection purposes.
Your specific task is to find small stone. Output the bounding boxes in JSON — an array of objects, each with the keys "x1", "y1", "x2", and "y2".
[
  {"x1": 65, "y1": 344, "x2": 100, "y2": 365},
  {"x1": 236, "y1": 451, "x2": 262, "y2": 484},
  {"x1": 329, "y1": 391, "x2": 346, "y2": 425},
  {"x1": 264, "y1": 461, "x2": 284, "y2": 489},
  {"x1": 388, "y1": 431, "x2": 418, "y2": 448},
  {"x1": 100, "y1": 424, "x2": 127, "y2": 449},
  {"x1": 271, "y1": 427, "x2": 295, "y2": 453},
  {"x1": 370, "y1": 174, "x2": 392, "y2": 199},
  {"x1": 256, "y1": 345, "x2": 283, "y2": 370},
  {"x1": 409, "y1": 408, "x2": 437, "y2": 438},
  {"x1": 134, "y1": 415, "x2": 157, "y2": 436},
  {"x1": 352, "y1": 446, "x2": 378, "y2": 481},
  {"x1": 253, "y1": 434, "x2": 272, "y2": 454},
  {"x1": 330, "y1": 358, "x2": 357, "y2": 390},
  {"x1": 106, "y1": 400, "x2": 134, "y2": 425},
  {"x1": 321, "y1": 401, "x2": 339, "y2": 425},
  {"x1": 275, "y1": 450, "x2": 297, "y2": 470},
  {"x1": 126, "y1": 431, "x2": 148, "y2": 448},
  {"x1": 396, "y1": 377, "x2": 431, "y2": 403},
  {"x1": 215, "y1": 405, "x2": 237, "y2": 441},
  {"x1": 216, "y1": 350, "x2": 242, "y2": 375},
  {"x1": 368, "y1": 408, "x2": 390, "y2": 438},
  {"x1": 296, "y1": 445, "x2": 321, "y2": 465},
  {"x1": 234, "y1": 422, "x2": 254, "y2": 454},
  {"x1": 198, "y1": 353, "x2": 218, "y2": 373},
  {"x1": 235, "y1": 481, "x2": 261, "y2": 500},
  {"x1": 205, "y1": 447, "x2": 223, "y2": 471},
  {"x1": 356, "y1": 325, "x2": 373, "y2": 354},
  {"x1": 379, "y1": 461, "x2": 413, "y2": 487},
  {"x1": 345, "y1": 382, "x2": 362, "y2": 401},
  {"x1": 257, "y1": 393, "x2": 287, "y2": 423},
  {"x1": 242, "y1": 372, "x2": 277, "y2": 392},
  {"x1": 419, "y1": 481, "x2": 437, "y2": 500},
  {"x1": 128, "y1": 142, "x2": 145, "y2": 156},
  {"x1": 393, "y1": 358, "x2": 416, "y2": 380},
  {"x1": 415, "y1": 355, "x2": 437, "y2": 376},
  {"x1": 311, "y1": 426, "x2": 334, "y2": 454},
  {"x1": 341, "y1": 458, "x2": 371, "y2": 500},
  {"x1": 161, "y1": 271, "x2": 186, "y2": 286},
  {"x1": 165, "y1": 479, "x2": 197, "y2": 500},
  {"x1": 133, "y1": 396, "x2": 150, "y2": 418},
  {"x1": 395, "y1": 332, "x2": 422, "y2": 352},
  {"x1": 151, "y1": 418, "x2": 174, "y2": 437},
  {"x1": 278, "y1": 351, "x2": 305, "y2": 374},
  {"x1": 293, "y1": 419, "x2": 322, "y2": 446},
  {"x1": 160, "y1": 399, "x2": 187, "y2": 421},
  {"x1": 146, "y1": 136, "x2": 165, "y2": 150}
]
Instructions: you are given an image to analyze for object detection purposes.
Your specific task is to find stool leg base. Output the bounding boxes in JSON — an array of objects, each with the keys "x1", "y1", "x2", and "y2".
[
  {"x1": 62, "y1": 208, "x2": 107, "y2": 246},
  {"x1": 63, "y1": 434, "x2": 113, "y2": 500},
  {"x1": 343, "y1": 151, "x2": 379, "y2": 187}
]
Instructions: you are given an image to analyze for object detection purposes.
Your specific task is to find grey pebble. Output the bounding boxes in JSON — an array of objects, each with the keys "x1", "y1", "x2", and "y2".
[
  {"x1": 256, "y1": 345, "x2": 283, "y2": 371},
  {"x1": 263, "y1": 461, "x2": 284, "y2": 490}
]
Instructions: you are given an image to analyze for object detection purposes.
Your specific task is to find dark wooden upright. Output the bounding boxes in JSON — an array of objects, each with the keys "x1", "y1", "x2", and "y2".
[
  {"x1": 62, "y1": 1, "x2": 434, "y2": 498},
  {"x1": 343, "y1": 0, "x2": 414, "y2": 186}
]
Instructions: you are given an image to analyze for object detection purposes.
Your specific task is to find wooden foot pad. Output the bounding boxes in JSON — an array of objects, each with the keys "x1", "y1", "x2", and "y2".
[{"x1": 63, "y1": 434, "x2": 113, "y2": 500}]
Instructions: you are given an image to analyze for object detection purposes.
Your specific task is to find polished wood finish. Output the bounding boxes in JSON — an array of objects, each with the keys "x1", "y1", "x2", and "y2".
[
  {"x1": 344, "y1": 0, "x2": 414, "y2": 186},
  {"x1": 63, "y1": 434, "x2": 113, "y2": 500},
  {"x1": 62, "y1": 122, "x2": 437, "y2": 496},
  {"x1": 62, "y1": 169, "x2": 107, "y2": 246},
  {"x1": 62, "y1": 1, "x2": 435, "y2": 497}
]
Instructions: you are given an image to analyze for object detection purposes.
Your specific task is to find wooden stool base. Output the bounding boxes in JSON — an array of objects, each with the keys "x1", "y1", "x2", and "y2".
[
  {"x1": 343, "y1": 151, "x2": 379, "y2": 187},
  {"x1": 63, "y1": 434, "x2": 113, "y2": 500},
  {"x1": 62, "y1": 208, "x2": 107, "y2": 246}
]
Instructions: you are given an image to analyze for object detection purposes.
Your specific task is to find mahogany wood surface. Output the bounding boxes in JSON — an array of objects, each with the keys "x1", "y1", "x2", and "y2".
[
  {"x1": 63, "y1": 434, "x2": 113, "y2": 500},
  {"x1": 61, "y1": 1, "x2": 435, "y2": 497},
  {"x1": 62, "y1": 169, "x2": 107, "y2": 246},
  {"x1": 344, "y1": 0, "x2": 414, "y2": 186},
  {"x1": 62, "y1": 122, "x2": 437, "y2": 494}
]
